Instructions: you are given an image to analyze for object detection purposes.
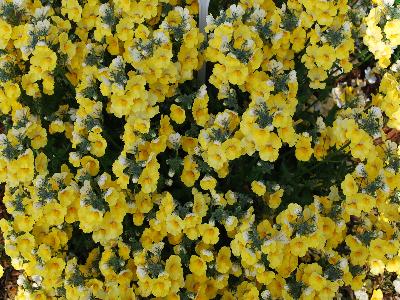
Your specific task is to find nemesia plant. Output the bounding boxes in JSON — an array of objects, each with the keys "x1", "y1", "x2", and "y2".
[{"x1": 0, "y1": 0, "x2": 399, "y2": 299}]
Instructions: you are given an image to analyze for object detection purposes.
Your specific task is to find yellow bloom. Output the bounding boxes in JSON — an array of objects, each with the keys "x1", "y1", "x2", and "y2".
[
  {"x1": 88, "y1": 131, "x2": 107, "y2": 157},
  {"x1": 384, "y1": 19, "x2": 400, "y2": 46},
  {"x1": 206, "y1": 143, "x2": 227, "y2": 170},
  {"x1": 290, "y1": 27, "x2": 306, "y2": 52},
  {"x1": 170, "y1": 104, "x2": 186, "y2": 124},
  {"x1": 295, "y1": 134, "x2": 313, "y2": 161},
  {"x1": 189, "y1": 255, "x2": 206, "y2": 276},
  {"x1": 151, "y1": 274, "x2": 171, "y2": 297},
  {"x1": 308, "y1": 67, "x2": 328, "y2": 89},
  {"x1": 192, "y1": 94, "x2": 209, "y2": 127},
  {"x1": 200, "y1": 176, "x2": 217, "y2": 191},
  {"x1": 386, "y1": 256, "x2": 400, "y2": 274},
  {"x1": 35, "y1": 152, "x2": 48, "y2": 175},
  {"x1": 226, "y1": 63, "x2": 249, "y2": 86},
  {"x1": 166, "y1": 255, "x2": 183, "y2": 280},
  {"x1": 267, "y1": 188, "x2": 284, "y2": 209},
  {"x1": 31, "y1": 46, "x2": 57, "y2": 72},
  {"x1": 371, "y1": 289, "x2": 383, "y2": 300},
  {"x1": 8, "y1": 149, "x2": 34, "y2": 186},
  {"x1": 13, "y1": 215, "x2": 34, "y2": 232},
  {"x1": 181, "y1": 155, "x2": 200, "y2": 187},
  {"x1": 256, "y1": 131, "x2": 282, "y2": 162},
  {"x1": 308, "y1": 271, "x2": 327, "y2": 291},
  {"x1": 199, "y1": 223, "x2": 219, "y2": 244},
  {"x1": 166, "y1": 214, "x2": 184, "y2": 236},
  {"x1": 314, "y1": 44, "x2": 336, "y2": 70},
  {"x1": 341, "y1": 174, "x2": 358, "y2": 196},
  {"x1": 138, "y1": 157, "x2": 160, "y2": 194},
  {"x1": 289, "y1": 236, "x2": 309, "y2": 257},
  {"x1": 44, "y1": 202, "x2": 67, "y2": 227},
  {"x1": 27, "y1": 124, "x2": 47, "y2": 149},
  {"x1": 0, "y1": 19, "x2": 12, "y2": 49},
  {"x1": 216, "y1": 247, "x2": 231, "y2": 274},
  {"x1": 110, "y1": 94, "x2": 132, "y2": 118},
  {"x1": 251, "y1": 181, "x2": 266, "y2": 196},
  {"x1": 241, "y1": 248, "x2": 258, "y2": 266},
  {"x1": 59, "y1": 32, "x2": 76, "y2": 59},
  {"x1": 81, "y1": 156, "x2": 100, "y2": 176},
  {"x1": 11, "y1": 24, "x2": 30, "y2": 49},
  {"x1": 61, "y1": 0, "x2": 82, "y2": 22},
  {"x1": 222, "y1": 138, "x2": 242, "y2": 160}
]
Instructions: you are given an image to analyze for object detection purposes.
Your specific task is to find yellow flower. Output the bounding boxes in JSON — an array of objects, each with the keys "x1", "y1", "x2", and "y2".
[
  {"x1": 341, "y1": 174, "x2": 358, "y2": 196},
  {"x1": 27, "y1": 124, "x2": 47, "y2": 149},
  {"x1": 166, "y1": 255, "x2": 183, "y2": 279},
  {"x1": 88, "y1": 131, "x2": 107, "y2": 157},
  {"x1": 178, "y1": 46, "x2": 199, "y2": 76},
  {"x1": 308, "y1": 271, "x2": 327, "y2": 291},
  {"x1": 355, "y1": 193, "x2": 376, "y2": 213},
  {"x1": 35, "y1": 152, "x2": 48, "y2": 175},
  {"x1": 319, "y1": 280, "x2": 339, "y2": 299},
  {"x1": 295, "y1": 134, "x2": 313, "y2": 161},
  {"x1": 166, "y1": 214, "x2": 184, "y2": 236},
  {"x1": 251, "y1": 181, "x2": 266, "y2": 196},
  {"x1": 21, "y1": 72, "x2": 40, "y2": 97},
  {"x1": 290, "y1": 27, "x2": 306, "y2": 52},
  {"x1": 349, "y1": 244, "x2": 369, "y2": 266},
  {"x1": 267, "y1": 188, "x2": 284, "y2": 209},
  {"x1": 61, "y1": 0, "x2": 82, "y2": 22},
  {"x1": 9, "y1": 149, "x2": 34, "y2": 186},
  {"x1": 170, "y1": 104, "x2": 186, "y2": 124},
  {"x1": 16, "y1": 233, "x2": 35, "y2": 260},
  {"x1": 206, "y1": 143, "x2": 227, "y2": 170},
  {"x1": 0, "y1": 19, "x2": 12, "y2": 49},
  {"x1": 289, "y1": 236, "x2": 309, "y2": 257},
  {"x1": 384, "y1": 19, "x2": 400, "y2": 46},
  {"x1": 151, "y1": 274, "x2": 171, "y2": 297},
  {"x1": 59, "y1": 32, "x2": 76, "y2": 59},
  {"x1": 137, "y1": 0, "x2": 158, "y2": 19},
  {"x1": 256, "y1": 131, "x2": 282, "y2": 162},
  {"x1": 44, "y1": 202, "x2": 67, "y2": 227},
  {"x1": 371, "y1": 289, "x2": 383, "y2": 300},
  {"x1": 116, "y1": 18, "x2": 134, "y2": 41},
  {"x1": 199, "y1": 223, "x2": 219, "y2": 244},
  {"x1": 314, "y1": 44, "x2": 336, "y2": 70},
  {"x1": 369, "y1": 258, "x2": 385, "y2": 275},
  {"x1": 138, "y1": 157, "x2": 160, "y2": 194},
  {"x1": 106, "y1": 35, "x2": 120, "y2": 55},
  {"x1": 11, "y1": 24, "x2": 30, "y2": 49},
  {"x1": 49, "y1": 120, "x2": 65, "y2": 134},
  {"x1": 13, "y1": 215, "x2": 34, "y2": 232},
  {"x1": 31, "y1": 45, "x2": 57, "y2": 72},
  {"x1": 181, "y1": 155, "x2": 200, "y2": 187},
  {"x1": 226, "y1": 63, "x2": 249, "y2": 86},
  {"x1": 200, "y1": 176, "x2": 217, "y2": 191},
  {"x1": 222, "y1": 138, "x2": 242, "y2": 160},
  {"x1": 192, "y1": 94, "x2": 209, "y2": 127},
  {"x1": 189, "y1": 255, "x2": 206, "y2": 276},
  {"x1": 216, "y1": 247, "x2": 231, "y2": 274},
  {"x1": 241, "y1": 248, "x2": 258, "y2": 266},
  {"x1": 237, "y1": 281, "x2": 259, "y2": 299},
  {"x1": 79, "y1": 157, "x2": 98, "y2": 178},
  {"x1": 308, "y1": 67, "x2": 328, "y2": 89},
  {"x1": 110, "y1": 94, "x2": 132, "y2": 118},
  {"x1": 386, "y1": 256, "x2": 400, "y2": 274},
  {"x1": 42, "y1": 257, "x2": 66, "y2": 286}
]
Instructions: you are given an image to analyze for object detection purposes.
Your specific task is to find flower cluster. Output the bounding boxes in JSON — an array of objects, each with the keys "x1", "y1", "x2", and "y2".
[
  {"x1": 363, "y1": 0, "x2": 400, "y2": 68},
  {"x1": 0, "y1": 0, "x2": 399, "y2": 299}
]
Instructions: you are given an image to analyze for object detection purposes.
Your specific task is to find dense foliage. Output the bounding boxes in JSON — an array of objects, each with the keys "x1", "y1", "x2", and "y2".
[{"x1": 0, "y1": 0, "x2": 400, "y2": 299}]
